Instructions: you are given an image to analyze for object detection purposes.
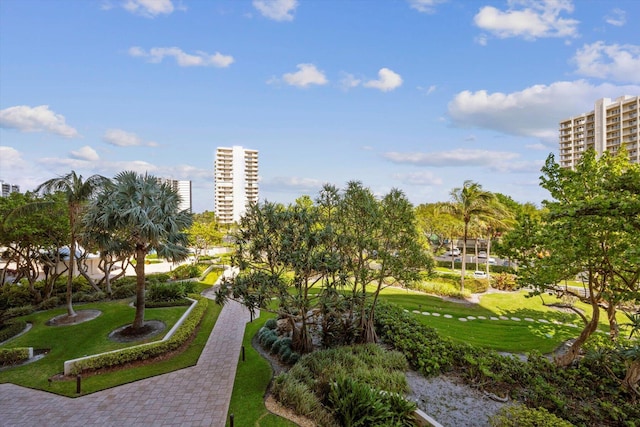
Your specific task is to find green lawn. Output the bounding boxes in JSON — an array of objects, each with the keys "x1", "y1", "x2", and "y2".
[
  {"x1": 226, "y1": 311, "x2": 296, "y2": 427},
  {"x1": 379, "y1": 286, "x2": 627, "y2": 353},
  {"x1": 0, "y1": 282, "x2": 221, "y2": 396}
]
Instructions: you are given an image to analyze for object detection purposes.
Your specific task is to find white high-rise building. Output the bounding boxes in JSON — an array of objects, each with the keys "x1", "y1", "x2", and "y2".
[
  {"x1": 214, "y1": 146, "x2": 259, "y2": 224},
  {"x1": 559, "y1": 95, "x2": 639, "y2": 168},
  {"x1": 0, "y1": 181, "x2": 20, "y2": 198},
  {"x1": 157, "y1": 178, "x2": 192, "y2": 213}
]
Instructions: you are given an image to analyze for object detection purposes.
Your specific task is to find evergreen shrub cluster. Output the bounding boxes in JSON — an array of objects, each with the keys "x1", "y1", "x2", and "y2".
[
  {"x1": 257, "y1": 319, "x2": 299, "y2": 365},
  {"x1": 0, "y1": 347, "x2": 30, "y2": 366}
]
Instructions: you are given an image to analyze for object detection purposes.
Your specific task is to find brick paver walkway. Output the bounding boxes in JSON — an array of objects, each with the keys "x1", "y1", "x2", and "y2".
[{"x1": 0, "y1": 296, "x2": 252, "y2": 427}]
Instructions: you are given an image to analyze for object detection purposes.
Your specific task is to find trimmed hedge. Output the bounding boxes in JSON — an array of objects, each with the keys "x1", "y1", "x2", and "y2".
[
  {"x1": 490, "y1": 405, "x2": 575, "y2": 427},
  {"x1": 69, "y1": 294, "x2": 208, "y2": 375},
  {"x1": 0, "y1": 320, "x2": 27, "y2": 343},
  {"x1": 0, "y1": 347, "x2": 30, "y2": 365}
]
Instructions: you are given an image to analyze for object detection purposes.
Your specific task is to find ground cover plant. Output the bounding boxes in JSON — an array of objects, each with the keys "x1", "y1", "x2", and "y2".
[
  {"x1": 271, "y1": 343, "x2": 415, "y2": 426},
  {"x1": 0, "y1": 281, "x2": 220, "y2": 396},
  {"x1": 374, "y1": 302, "x2": 640, "y2": 426}
]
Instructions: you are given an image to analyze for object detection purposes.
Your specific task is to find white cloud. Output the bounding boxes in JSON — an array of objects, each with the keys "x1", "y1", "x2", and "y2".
[
  {"x1": 605, "y1": 8, "x2": 626, "y2": 26},
  {"x1": 261, "y1": 176, "x2": 325, "y2": 193},
  {"x1": 0, "y1": 146, "x2": 27, "y2": 172},
  {"x1": 339, "y1": 73, "x2": 362, "y2": 90},
  {"x1": 572, "y1": 42, "x2": 640, "y2": 84},
  {"x1": 447, "y1": 80, "x2": 640, "y2": 142},
  {"x1": 103, "y1": 129, "x2": 157, "y2": 147},
  {"x1": 474, "y1": 0, "x2": 579, "y2": 41},
  {"x1": 281, "y1": 64, "x2": 328, "y2": 88},
  {"x1": 70, "y1": 146, "x2": 100, "y2": 161},
  {"x1": 364, "y1": 68, "x2": 403, "y2": 92},
  {"x1": 408, "y1": 0, "x2": 448, "y2": 14},
  {"x1": 418, "y1": 85, "x2": 437, "y2": 95},
  {"x1": 128, "y1": 46, "x2": 234, "y2": 68},
  {"x1": 384, "y1": 148, "x2": 519, "y2": 167},
  {"x1": 123, "y1": 0, "x2": 175, "y2": 18},
  {"x1": 526, "y1": 143, "x2": 548, "y2": 150},
  {"x1": 393, "y1": 171, "x2": 443, "y2": 186},
  {"x1": 253, "y1": 0, "x2": 298, "y2": 21},
  {"x1": 0, "y1": 105, "x2": 80, "y2": 138}
]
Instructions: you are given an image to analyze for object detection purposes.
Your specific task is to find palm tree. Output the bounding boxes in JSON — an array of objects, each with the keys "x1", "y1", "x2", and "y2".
[
  {"x1": 36, "y1": 171, "x2": 109, "y2": 317},
  {"x1": 446, "y1": 181, "x2": 495, "y2": 291},
  {"x1": 84, "y1": 171, "x2": 193, "y2": 330}
]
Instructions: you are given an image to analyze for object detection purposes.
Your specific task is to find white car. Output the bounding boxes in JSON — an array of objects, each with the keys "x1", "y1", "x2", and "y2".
[
  {"x1": 473, "y1": 271, "x2": 488, "y2": 279},
  {"x1": 478, "y1": 251, "x2": 487, "y2": 259},
  {"x1": 444, "y1": 248, "x2": 461, "y2": 256}
]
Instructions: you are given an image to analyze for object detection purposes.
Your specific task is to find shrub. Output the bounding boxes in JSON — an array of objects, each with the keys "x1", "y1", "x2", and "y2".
[
  {"x1": 489, "y1": 405, "x2": 575, "y2": 427},
  {"x1": 73, "y1": 291, "x2": 106, "y2": 303},
  {"x1": 0, "y1": 285, "x2": 33, "y2": 310},
  {"x1": 264, "y1": 318, "x2": 278, "y2": 330},
  {"x1": 492, "y1": 273, "x2": 519, "y2": 291},
  {"x1": 0, "y1": 347, "x2": 30, "y2": 366},
  {"x1": 111, "y1": 283, "x2": 135, "y2": 299},
  {"x1": 1, "y1": 305, "x2": 35, "y2": 321},
  {"x1": 465, "y1": 278, "x2": 490, "y2": 293},
  {"x1": 287, "y1": 352, "x2": 300, "y2": 364},
  {"x1": 328, "y1": 376, "x2": 391, "y2": 427},
  {"x1": 0, "y1": 320, "x2": 27, "y2": 343},
  {"x1": 170, "y1": 264, "x2": 204, "y2": 280},
  {"x1": 262, "y1": 333, "x2": 277, "y2": 350},
  {"x1": 413, "y1": 280, "x2": 470, "y2": 299},
  {"x1": 270, "y1": 337, "x2": 285, "y2": 354},
  {"x1": 37, "y1": 297, "x2": 60, "y2": 310},
  {"x1": 147, "y1": 282, "x2": 185, "y2": 302}
]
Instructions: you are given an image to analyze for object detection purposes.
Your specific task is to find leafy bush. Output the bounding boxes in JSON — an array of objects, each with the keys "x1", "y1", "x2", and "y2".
[
  {"x1": 147, "y1": 282, "x2": 185, "y2": 302},
  {"x1": 170, "y1": 264, "x2": 204, "y2": 280},
  {"x1": 37, "y1": 297, "x2": 60, "y2": 310},
  {"x1": 0, "y1": 347, "x2": 30, "y2": 366},
  {"x1": 489, "y1": 405, "x2": 575, "y2": 427},
  {"x1": 328, "y1": 376, "x2": 392, "y2": 427},
  {"x1": 492, "y1": 273, "x2": 519, "y2": 291},
  {"x1": 146, "y1": 273, "x2": 171, "y2": 284},
  {"x1": 1, "y1": 305, "x2": 34, "y2": 321},
  {"x1": 0, "y1": 320, "x2": 27, "y2": 343},
  {"x1": 73, "y1": 291, "x2": 106, "y2": 303},
  {"x1": 413, "y1": 280, "x2": 470, "y2": 299},
  {"x1": 465, "y1": 278, "x2": 490, "y2": 293},
  {"x1": 272, "y1": 344, "x2": 410, "y2": 425},
  {"x1": 264, "y1": 318, "x2": 278, "y2": 330},
  {"x1": 0, "y1": 285, "x2": 33, "y2": 310},
  {"x1": 111, "y1": 283, "x2": 135, "y2": 299}
]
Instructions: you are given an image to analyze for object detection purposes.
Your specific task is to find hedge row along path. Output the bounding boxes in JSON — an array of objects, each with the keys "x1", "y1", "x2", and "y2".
[{"x1": 0, "y1": 289, "x2": 253, "y2": 427}]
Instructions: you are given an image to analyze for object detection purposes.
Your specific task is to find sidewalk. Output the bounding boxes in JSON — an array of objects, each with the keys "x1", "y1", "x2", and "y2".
[{"x1": 0, "y1": 294, "x2": 253, "y2": 426}]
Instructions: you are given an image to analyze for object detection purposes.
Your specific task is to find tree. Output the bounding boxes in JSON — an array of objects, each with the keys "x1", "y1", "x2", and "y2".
[
  {"x1": 9, "y1": 172, "x2": 108, "y2": 317},
  {"x1": 1, "y1": 192, "x2": 69, "y2": 299},
  {"x1": 83, "y1": 171, "x2": 192, "y2": 331},
  {"x1": 504, "y1": 149, "x2": 640, "y2": 366},
  {"x1": 187, "y1": 211, "x2": 223, "y2": 261},
  {"x1": 446, "y1": 181, "x2": 495, "y2": 290}
]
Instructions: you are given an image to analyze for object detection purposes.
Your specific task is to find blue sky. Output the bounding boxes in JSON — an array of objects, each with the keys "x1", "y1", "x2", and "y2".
[{"x1": 1, "y1": 0, "x2": 639, "y2": 213}]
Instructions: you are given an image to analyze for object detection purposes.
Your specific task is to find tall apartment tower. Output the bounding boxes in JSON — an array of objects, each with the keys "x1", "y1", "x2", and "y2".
[
  {"x1": 157, "y1": 178, "x2": 192, "y2": 213},
  {"x1": 559, "y1": 95, "x2": 639, "y2": 168},
  {"x1": 214, "y1": 146, "x2": 259, "y2": 224},
  {"x1": 0, "y1": 181, "x2": 20, "y2": 198}
]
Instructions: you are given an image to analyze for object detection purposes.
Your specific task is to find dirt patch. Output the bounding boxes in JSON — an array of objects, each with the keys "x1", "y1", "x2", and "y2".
[
  {"x1": 108, "y1": 320, "x2": 166, "y2": 343},
  {"x1": 46, "y1": 310, "x2": 102, "y2": 326}
]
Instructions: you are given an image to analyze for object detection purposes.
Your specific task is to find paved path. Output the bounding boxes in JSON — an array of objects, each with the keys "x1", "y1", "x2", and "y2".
[{"x1": 0, "y1": 295, "x2": 253, "y2": 427}]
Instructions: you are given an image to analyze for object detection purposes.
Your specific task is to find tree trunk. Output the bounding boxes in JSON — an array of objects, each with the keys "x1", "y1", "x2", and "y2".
[
  {"x1": 66, "y1": 236, "x2": 77, "y2": 317},
  {"x1": 623, "y1": 360, "x2": 640, "y2": 396},
  {"x1": 132, "y1": 246, "x2": 147, "y2": 330},
  {"x1": 555, "y1": 297, "x2": 600, "y2": 367},
  {"x1": 461, "y1": 222, "x2": 468, "y2": 291},
  {"x1": 607, "y1": 302, "x2": 619, "y2": 341}
]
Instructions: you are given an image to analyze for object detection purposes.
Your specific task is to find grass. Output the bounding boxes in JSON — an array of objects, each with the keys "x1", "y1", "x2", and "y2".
[
  {"x1": 226, "y1": 311, "x2": 296, "y2": 427},
  {"x1": 0, "y1": 281, "x2": 221, "y2": 397},
  {"x1": 378, "y1": 286, "x2": 629, "y2": 353}
]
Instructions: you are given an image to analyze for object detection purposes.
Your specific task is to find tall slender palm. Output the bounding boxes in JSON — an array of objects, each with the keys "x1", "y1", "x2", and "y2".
[
  {"x1": 37, "y1": 171, "x2": 109, "y2": 317},
  {"x1": 446, "y1": 181, "x2": 495, "y2": 291},
  {"x1": 84, "y1": 171, "x2": 193, "y2": 330}
]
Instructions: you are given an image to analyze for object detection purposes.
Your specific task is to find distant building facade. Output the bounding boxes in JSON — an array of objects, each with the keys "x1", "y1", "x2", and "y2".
[
  {"x1": 157, "y1": 178, "x2": 192, "y2": 213},
  {"x1": 214, "y1": 146, "x2": 259, "y2": 224},
  {"x1": 559, "y1": 95, "x2": 639, "y2": 168},
  {"x1": 1, "y1": 181, "x2": 20, "y2": 198}
]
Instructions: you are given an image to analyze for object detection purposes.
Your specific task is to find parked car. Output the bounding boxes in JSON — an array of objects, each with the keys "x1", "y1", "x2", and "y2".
[
  {"x1": 473, "y1": 270, "x2": 488, "y2": 279},
  {"x1": 487, "y1": 257, "x2": 497, "y2": 265},
  {"x1": 478, "y1": 251, "x2": 487, "y2": 259},
  {"x1": 444, "y1": 248, "x2": 461, "y2": 256}
]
